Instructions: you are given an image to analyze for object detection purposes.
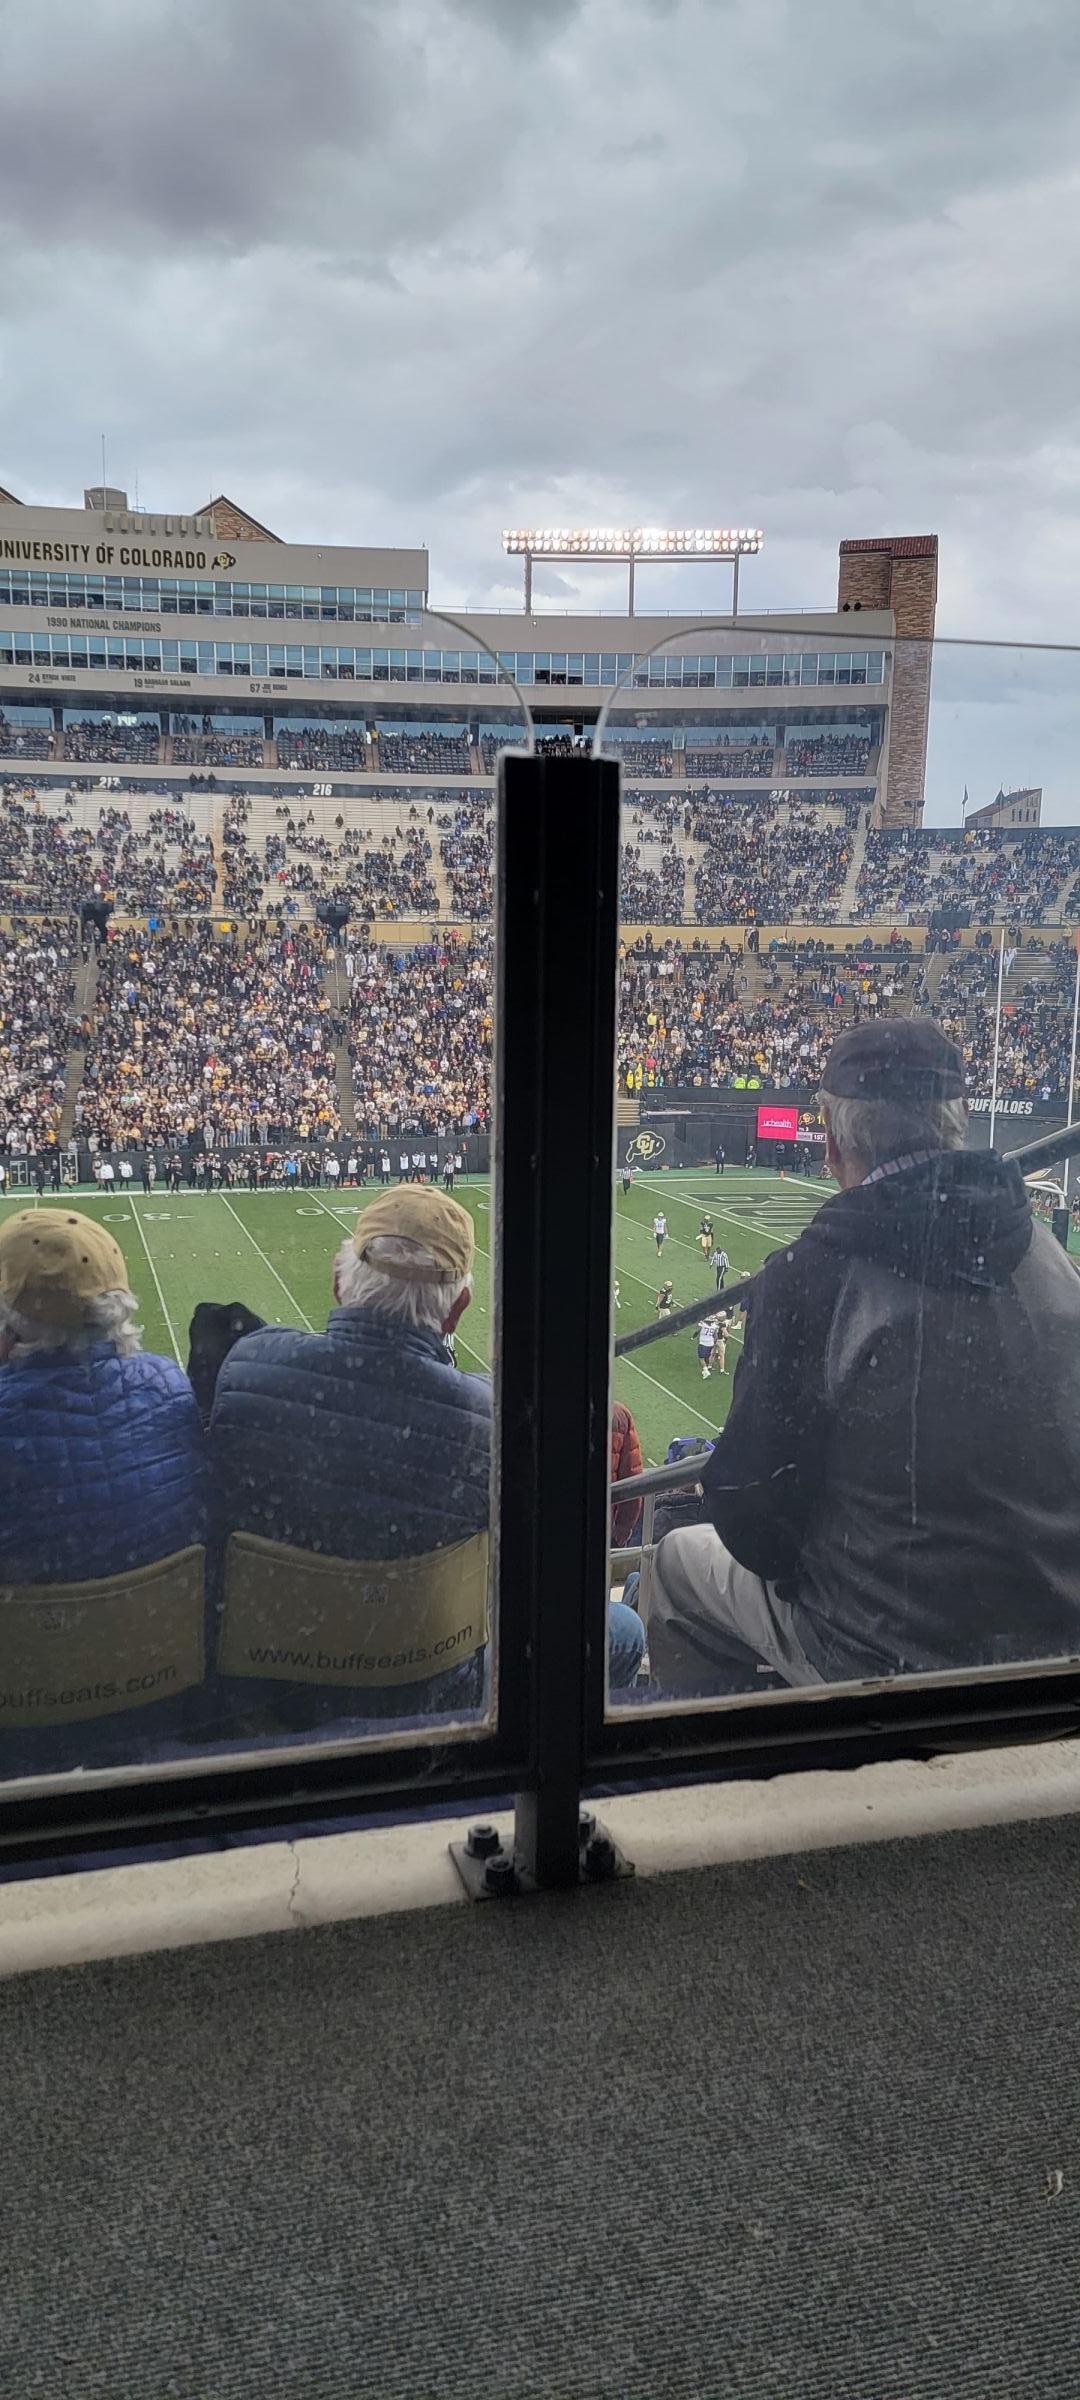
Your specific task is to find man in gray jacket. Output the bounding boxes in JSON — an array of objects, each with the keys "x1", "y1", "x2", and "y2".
[{"x1": 648, "y1": 1019, "x2": 1080, "y2": 1695}]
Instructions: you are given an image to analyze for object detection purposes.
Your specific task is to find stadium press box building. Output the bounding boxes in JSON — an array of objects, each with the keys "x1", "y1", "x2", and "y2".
[{"x1": 0, "y1": 486, "x2": 937, "y2": 829}]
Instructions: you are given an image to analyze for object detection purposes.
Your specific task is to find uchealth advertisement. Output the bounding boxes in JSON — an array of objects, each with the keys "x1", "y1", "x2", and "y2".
[
  {"x1": 757, "y1": 1104, "x2": 799, "y2": 1140},
  {"x1": 757, "y1": 1104, "x2": 827, "y2": 1144}
]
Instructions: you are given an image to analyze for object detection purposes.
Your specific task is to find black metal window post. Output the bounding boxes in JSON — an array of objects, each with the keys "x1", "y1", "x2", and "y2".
[{"x1": 494, "y1": 750, "x2": 622, "y2": 1887}]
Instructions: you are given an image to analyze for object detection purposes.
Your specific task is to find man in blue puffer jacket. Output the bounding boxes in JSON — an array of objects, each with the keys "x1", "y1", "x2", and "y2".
[
  {"x1": 210, "y1": 1184, "x2": 491, "y2": 1729},
  {"x1": 0, "y1": 1207, "x2": 208, "y2": 1771},
  {"x1": 211, "y1": 1184, "x2": 645, "y2": 1736}
]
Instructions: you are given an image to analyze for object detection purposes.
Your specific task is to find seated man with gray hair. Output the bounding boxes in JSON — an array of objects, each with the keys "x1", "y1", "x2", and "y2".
[
  {"x1": 211, "y1": 1183, "x2": 644, "y2": 1726},
  {"x1": 648, "y1": 1018, "x2": 1080, "y2": 1694},
  {"x1": 210, "y1": 1185, "x2": 489, "y2": 1723}
]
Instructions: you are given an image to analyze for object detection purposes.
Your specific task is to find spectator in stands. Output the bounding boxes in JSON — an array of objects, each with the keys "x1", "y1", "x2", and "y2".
[
  {"x1": 646, "y1": 1019, "x2": 1080, "y2": 1694},
  {"x1": 0, "y1": 918, "x2": 73, "y2": 1146},
  {"x1": 0, "y1": 1208, "x2": 207, "y2": 1585},
  {"x1": 611, "y1": 1400, "x2": 644, "y2": 1545},
  {"x1": 211, "y1": 1189, "x2": 643, "y2": 1716},
  {"x1": 210, "y1": 1187, "x2": 489, "y2": 1725}
]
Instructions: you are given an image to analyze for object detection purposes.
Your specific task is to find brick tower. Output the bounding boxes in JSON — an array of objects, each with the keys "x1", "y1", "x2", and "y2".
[{"x1": 838, "y1": 535, "x2": 938, "y2": 828}]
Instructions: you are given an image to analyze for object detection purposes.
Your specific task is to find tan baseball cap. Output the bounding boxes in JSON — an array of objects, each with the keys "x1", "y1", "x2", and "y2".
[
  {"x1": 352, "y1": 1186, "x2": 474, "y2": 1284},
  {"x1": 0, "y1": 1209, "x2": 130, "y2": 1329}
]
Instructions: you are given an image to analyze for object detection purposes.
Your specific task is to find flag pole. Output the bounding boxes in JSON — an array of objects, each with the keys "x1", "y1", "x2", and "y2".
[{"x1": 988, "y1": 924, "x2": 1006, "y2": 1151}]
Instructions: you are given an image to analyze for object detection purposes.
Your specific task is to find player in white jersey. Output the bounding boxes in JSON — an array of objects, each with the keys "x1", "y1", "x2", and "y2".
[
  {"x1": 697, "y1": 1314, "x2": 720, "y2": 1377},
  {"x1": 653, "y1": 1210, "x2": 668, "y2": 1255}
]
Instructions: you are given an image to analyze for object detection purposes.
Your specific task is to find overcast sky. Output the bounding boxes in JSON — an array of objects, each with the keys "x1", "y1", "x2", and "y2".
[{"x1": 1, "y1": 0, "x2": 1079, "y2": 819}]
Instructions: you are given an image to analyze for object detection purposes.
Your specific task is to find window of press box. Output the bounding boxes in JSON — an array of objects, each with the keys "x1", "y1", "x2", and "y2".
[
  {"x1": 0, "y1": 651, "x2": 533, "y2": 1798},
  {"x1": 602, "y1": 628, "x2": 1080, "y2": 1729}
]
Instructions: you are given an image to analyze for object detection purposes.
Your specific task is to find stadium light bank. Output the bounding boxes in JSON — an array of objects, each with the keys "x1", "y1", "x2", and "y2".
[{"x1": 502, "y1": 527, "x2": 764, "y2": 615}]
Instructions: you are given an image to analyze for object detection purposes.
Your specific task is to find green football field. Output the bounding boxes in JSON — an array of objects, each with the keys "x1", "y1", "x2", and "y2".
[{"x1": 0, "y1": 1169, "x2": 834, "y2": 1463}]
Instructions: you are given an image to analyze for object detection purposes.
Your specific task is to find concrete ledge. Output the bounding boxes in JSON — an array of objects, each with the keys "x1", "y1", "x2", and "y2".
[{"x1": 2, "y1": 1735, "x2": 1079, "y2": 1978}]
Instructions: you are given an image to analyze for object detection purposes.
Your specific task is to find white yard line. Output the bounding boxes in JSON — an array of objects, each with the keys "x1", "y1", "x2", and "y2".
[
  {"x1": 450, "y1": 1329, "x2": 489, "y2": 1371},
  {"x1": 616, "y1": 1351, "x2": 720, "y2": 1434},
  {"x1": 130, "y1": 1197, "x2": 183, "y2": 1365},
  {"x1": 220, "y1": 1194, "x2": 316, "y2": 1332}
]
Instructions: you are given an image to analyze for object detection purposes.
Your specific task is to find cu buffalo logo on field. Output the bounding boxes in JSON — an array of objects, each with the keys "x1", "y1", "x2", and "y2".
[
  {"x1": 211, "y1": 551, "x2": 236, "y2": 571},
  {"x1": 625, "y1": 1130, "x2": 666, "y2": 1166}
]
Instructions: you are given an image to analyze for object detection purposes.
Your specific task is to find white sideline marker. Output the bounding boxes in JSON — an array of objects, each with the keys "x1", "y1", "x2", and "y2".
[
  {"x1": 130, "y1": 1198, "x2": 183, "y2": 1365},
  {"x1": 220, "y1": 1195, "x2": 316, "y2": 1332}
]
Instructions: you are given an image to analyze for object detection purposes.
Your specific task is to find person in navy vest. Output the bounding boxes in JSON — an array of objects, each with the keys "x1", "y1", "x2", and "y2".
[{"x1": 210, "y1": 1185, "x2": 490, "y2": 1729}]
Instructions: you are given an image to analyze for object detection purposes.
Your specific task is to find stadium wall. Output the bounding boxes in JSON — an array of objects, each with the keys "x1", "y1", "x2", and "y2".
[{"x1": 624, "y1": 1091, "x2": 1063, "y2": 1171}]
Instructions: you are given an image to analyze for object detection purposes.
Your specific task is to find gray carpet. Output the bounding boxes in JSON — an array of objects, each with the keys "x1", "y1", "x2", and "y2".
[{"x1": 3, "y1": 1812, "x2": 1080, "y2": 2400}]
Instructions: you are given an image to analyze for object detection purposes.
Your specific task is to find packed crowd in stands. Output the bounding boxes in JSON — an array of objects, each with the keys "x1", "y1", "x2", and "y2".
[
  {"x1": 276, "y1": 725, "x2": 369, "y2": 772},
  {"x1": 619, "y1": 945, "x2": 836, "y2": 1091},
  {"x1": 7, "y1": 775, "x2": 1080, "y2": 1160},
  {"x1": 0, "y1": 917, "x2": 75, "y2": 1145},
  {"x1": 0, "y1": 711, "x2": 52, "y2": 760},
  {"x1": 63, "y1": 717, "x2": 160, "y2": 766},
  {"x1": 76, "y1": 922, "x2": 339, "y2": 1147},
  {"x1": 785, "y1": 731, "x2": 872, "y2": 776},
  {"x1": 620, "y1": 838, "x2": 687, "y2": 919},
  {"x1": 377, "y1": 729, "x2": 471, "y2": 775},
  {"x1": 691, "y1": 792, "x2": 859, "y2": 922},
  {"x1": 347, "y1": 938, "x2": 491, "y2": 1131},
  {"x1": 438, "y1": 801, "x2": 491, "y2": 919}
]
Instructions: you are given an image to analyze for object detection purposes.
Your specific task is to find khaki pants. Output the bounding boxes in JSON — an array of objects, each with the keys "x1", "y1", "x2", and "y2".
[{"x1": 647, "y1": 1524, "x2": 824, "y2": 1695}]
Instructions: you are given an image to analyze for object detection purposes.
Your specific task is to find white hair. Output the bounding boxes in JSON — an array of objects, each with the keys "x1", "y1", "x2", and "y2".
[
  {"x1": 822, "y1": 1091, "x2": 969, "y2": 1176},
  {"x1": 334, "y1": 1236, "x2": 470, "y2": 1334},
  {"x1": 0, "y1": 1288, "x2": 142, "y2": 1360}
]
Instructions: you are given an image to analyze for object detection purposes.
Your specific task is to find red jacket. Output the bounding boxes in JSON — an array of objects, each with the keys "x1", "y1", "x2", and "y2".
[{"x1": 611, "y1": 1403, "x2": 643, "y2": 1547}]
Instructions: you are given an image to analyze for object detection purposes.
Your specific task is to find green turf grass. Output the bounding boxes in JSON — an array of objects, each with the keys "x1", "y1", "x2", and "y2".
[{"x1": 0, "y1": 1170, "x2": 830, "y2": 1464}]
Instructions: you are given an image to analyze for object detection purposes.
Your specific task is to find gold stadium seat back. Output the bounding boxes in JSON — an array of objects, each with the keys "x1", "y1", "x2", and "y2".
[
  {"x1": 0, "y1": 1546, "x2": 206, "y2": 1729},
  {"x1": 219, "y1": 1531, "x2": 489, "y2": 1689}
]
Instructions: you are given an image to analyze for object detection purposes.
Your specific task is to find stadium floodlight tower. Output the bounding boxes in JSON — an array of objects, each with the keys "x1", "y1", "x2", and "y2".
[{"x1": 502, "y1": 526, "x2": 764, "y2": 615}]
